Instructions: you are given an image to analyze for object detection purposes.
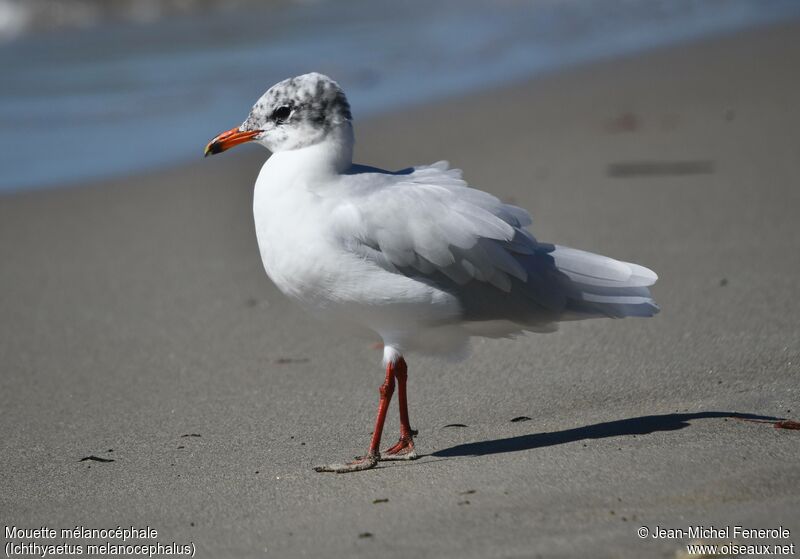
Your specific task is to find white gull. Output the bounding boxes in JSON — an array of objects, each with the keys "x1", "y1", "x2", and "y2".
[{"x1": 204, "y1": 72, "x2": 659, "y2": 473}]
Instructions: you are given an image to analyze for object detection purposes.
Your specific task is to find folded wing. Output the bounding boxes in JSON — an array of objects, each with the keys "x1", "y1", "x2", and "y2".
[{"x1": 333, "y1": 161, "x2": 658, "y2": 329}]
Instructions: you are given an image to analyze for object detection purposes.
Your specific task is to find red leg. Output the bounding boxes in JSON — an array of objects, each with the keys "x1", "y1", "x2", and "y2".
[
  {"x1": 368, "y1": 364, "x2": 395, "y2": 455},
  {"x1": 314, "y1": 362, "x2": 395, "y2": 473},
  {"x1": 381, "y1": 357, "x2": 418, "y2": 460}
]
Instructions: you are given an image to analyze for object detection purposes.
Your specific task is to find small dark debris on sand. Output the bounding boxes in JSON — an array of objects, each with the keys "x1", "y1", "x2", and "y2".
[
  {"x1": 79, "y1": 455, "x2": 114, "y2": 463},
  {"x1": 442, "y1": 423, "x2": 468, "y2": 428},
  {"x1": 604, "y1": 112, "x2": 640, "y2": 133},
  {"x1": 275, "y1": 357, "x2": 310, "y2": 364},
  {"x1": 177, "y1": 445, "x2": 185, "y2": 449},
  {"x1": 459, "y1": 490, "x2": 476, "y2": 495},
  {"x1": 181, "y1": 433, "x2": 201, "y2": 438},
  {"x1": 734, "y1": 416, "x2": 798, "y2": 429},
  {"x1": 458, "y1": 500, "x2": 471, "y2": 506},
  {"x1": 774, "y1": 419, "x2": 800, "y2": 430},
  {"x1": 358, "y1": 532, "x2": 373, "y2": 539},
  {"x1": 373, "y1": 498, "x2": 389, "y2": 504},
  {"x1": 510, "y1": 416, "x2": 532, "y2": 422}
]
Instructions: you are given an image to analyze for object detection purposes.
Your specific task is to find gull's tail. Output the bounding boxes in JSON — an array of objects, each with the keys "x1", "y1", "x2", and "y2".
[{"x1": 551, "y1": 245, "x2": 660, "y2": 319}]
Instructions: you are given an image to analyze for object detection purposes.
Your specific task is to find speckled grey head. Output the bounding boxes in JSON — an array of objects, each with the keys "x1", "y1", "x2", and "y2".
[{"x1": 240, "y1": 73, "x2": 352, "y2": 152}]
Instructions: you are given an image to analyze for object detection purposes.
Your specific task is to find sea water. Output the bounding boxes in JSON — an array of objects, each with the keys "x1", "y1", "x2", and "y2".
[{"x1": 0, "y1": 0, "x2": 798, "y2": 192}]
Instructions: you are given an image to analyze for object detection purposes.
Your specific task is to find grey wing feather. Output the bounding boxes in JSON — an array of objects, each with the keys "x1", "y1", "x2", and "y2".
[{"x1": 335, "y1": 161, "x2": 658, "y2": 328}]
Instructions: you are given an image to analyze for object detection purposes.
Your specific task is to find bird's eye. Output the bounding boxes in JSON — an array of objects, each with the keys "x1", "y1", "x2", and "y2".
[{"x1": 273, "y1": 105, "x2": 292, "y2": 123}]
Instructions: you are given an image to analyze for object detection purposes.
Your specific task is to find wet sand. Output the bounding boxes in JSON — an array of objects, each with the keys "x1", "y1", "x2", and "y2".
[{"x1": 2, "y1": 21, "x2": 799, "y2": 558}]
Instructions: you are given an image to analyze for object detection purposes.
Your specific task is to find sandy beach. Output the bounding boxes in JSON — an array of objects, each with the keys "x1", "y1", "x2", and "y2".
[{"x1": 2, "y1": 21, "x2": 799, "y2": 558}]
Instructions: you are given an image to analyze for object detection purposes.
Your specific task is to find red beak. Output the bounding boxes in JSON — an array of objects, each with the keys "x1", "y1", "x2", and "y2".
[{"x1": 204, "y1": 127, "x2": 260, "y2": 157}]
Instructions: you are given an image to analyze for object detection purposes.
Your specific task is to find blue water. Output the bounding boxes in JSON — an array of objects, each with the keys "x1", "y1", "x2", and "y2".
[{"x1": 1, "y1": 0, "x2": 799, "y2": 193}]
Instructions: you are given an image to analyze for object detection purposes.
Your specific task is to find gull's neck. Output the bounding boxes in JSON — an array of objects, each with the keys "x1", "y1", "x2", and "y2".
[{"x1": 266, "y1": 122, "x2": 354, "y2": 181}]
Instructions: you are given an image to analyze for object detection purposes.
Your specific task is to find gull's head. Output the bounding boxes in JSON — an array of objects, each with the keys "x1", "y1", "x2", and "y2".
[{"x1": 205, "y1": 72, "x2": 352, "y2": 157}]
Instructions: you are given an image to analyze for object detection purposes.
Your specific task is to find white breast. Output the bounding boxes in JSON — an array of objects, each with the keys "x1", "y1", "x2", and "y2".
[
  {"x1": 251, "y1": 156, "x2": 462, "y2": 343},
  {"x1": 252, "y1": 160, "x2": 335, "y2": 307}
]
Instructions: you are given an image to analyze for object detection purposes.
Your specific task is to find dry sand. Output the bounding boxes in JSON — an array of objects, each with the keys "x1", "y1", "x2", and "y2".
[{"x1": 2, "y1": 21, "x2": 800, "y2": 558}]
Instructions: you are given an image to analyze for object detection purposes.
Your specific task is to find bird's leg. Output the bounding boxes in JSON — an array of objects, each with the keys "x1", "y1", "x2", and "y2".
[
  {"x1": 314, "y1": 363, "x2": 395, "y2": 473},
  {"x1": 381, "y1": 357, "x2": 418, "y2": 460}
]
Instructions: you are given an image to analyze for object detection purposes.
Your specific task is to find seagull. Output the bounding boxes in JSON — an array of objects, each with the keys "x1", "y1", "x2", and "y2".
[{"x1": 204, "y1": 73, "x2": 659, "y2": 473}]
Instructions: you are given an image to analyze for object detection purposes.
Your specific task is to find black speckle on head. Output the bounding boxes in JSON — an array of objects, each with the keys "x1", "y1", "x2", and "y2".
[{"x1": 241, "y1": 73, "x2": 351, "y2": 132}]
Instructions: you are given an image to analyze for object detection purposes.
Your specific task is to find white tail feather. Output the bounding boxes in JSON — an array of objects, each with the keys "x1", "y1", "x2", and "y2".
[{"x1": 552, "y1": 245, "x2": 659, "y2": 318}]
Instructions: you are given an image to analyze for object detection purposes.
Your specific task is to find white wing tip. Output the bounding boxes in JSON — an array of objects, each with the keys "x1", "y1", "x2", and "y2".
[{"x1": 628, "y1": 262, "x2": 658, "y2": 286}]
